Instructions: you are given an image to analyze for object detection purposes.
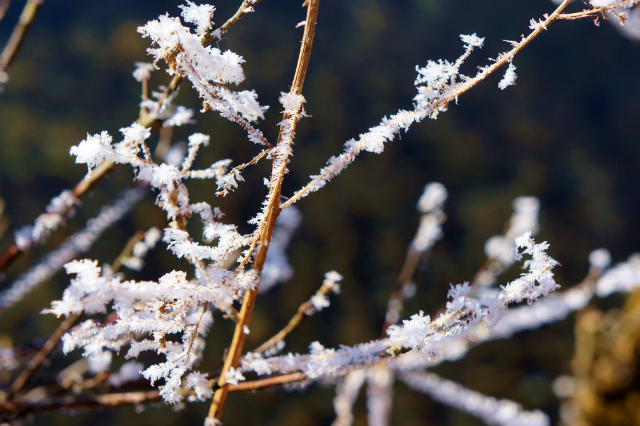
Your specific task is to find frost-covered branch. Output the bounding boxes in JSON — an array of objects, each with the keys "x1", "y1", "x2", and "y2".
[
  {"x1": 207, "y1": 1, "x2": 320, "y2": 421},
  {"x1": 0, "y1": 187, "x2": 146, "y2": 313},
  {"x1": 399, "y1": 371, "x2": 549, "y2": 426},
  {"x1": 241, "y1": 234, "x2": 559, "y2": 380},
  {"x1": 282, "y1": 0, "x2": 580, "y2": 208},
  {"x1": 332, "y1": 369, "x2": 366, "y2": 426}
]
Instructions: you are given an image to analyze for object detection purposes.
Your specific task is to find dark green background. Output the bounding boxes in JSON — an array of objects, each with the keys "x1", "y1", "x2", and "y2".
[{"x1": 0, "y1": 1, "x2": 639, "y2": 425}]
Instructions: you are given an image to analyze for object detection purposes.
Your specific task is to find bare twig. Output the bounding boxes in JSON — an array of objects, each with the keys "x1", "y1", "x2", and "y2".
[
  {"x1": 380, "y1": 245, "x2": 424, "y2": 338},
  {"x1": 228, "y1": 372, "x2": 306, "y2": 392},
  {"x1": 0, "y1": 390, "x2": 162, "y2": 417},
  {"x1": 217, "y1": 0, "x2": 265, "y2": 38},
  {"x1": 5, "y1": 313, "x2": 80, "y2": 400},
  {"x1": 253, "y1": 280, "x2": 337, "y2": 354},
  {"x1": 0, "y1": 0, "x2": 43, "y2": 78},
  {"x1": 0, "y1": 371, "x2": 305, "y2": 418}
]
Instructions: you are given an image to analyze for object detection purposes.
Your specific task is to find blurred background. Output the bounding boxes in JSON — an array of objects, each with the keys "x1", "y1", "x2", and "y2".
[{"x1": 0, "y1": 0, "x2": 639, "y2": 425}]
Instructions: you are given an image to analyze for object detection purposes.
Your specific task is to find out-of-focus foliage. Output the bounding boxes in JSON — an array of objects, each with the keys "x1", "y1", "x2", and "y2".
[{"x1": 563, "y1": 291, "x2": 640, "y2": 426}]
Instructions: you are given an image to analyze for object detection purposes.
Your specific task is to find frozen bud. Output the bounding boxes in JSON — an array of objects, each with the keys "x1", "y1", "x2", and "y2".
[
  {"x1": 484, "y1": 235, "x2": 514, "y2": 266},
  {"x1": 132, "y1": 62, "x2": 154, "y2": 82},
  {"x1": 589, "y1": 248, "x2": 611, "y2": 271},
  {"x1": 460, "y1": 33, "x2": 485, "y2": 48},
  {"x1": 417, "y1": 182, "x2": 447, "y2": 213}
]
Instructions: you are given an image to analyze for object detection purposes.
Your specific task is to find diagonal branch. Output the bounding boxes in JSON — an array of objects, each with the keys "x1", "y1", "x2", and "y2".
[
  {"x1": 281, "y1": 0, "x2": 575, "y2": 209},
  {"x1": 0, "y1": 0, "x2": 44, "y2": 82},
  {"x1": 206, "y1": 0, "x2": 320, "y2": 422}
]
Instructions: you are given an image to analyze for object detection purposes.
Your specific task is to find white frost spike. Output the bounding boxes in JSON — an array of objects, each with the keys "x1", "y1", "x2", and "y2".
[
  {"x1": 121, "y1": 123, "x2": 151, "y2": 145},
  {"x1": 222, "y1": 90, "x2": 268, "y2": 122},
  {"x1": 386, "y1": 311, "x2": 433, "y2": 350},
  {"x1": 498, "y1": 62, "x2": 517, "y2": 90},
  {"x1": 484, "y1": 196, "x2": 540, "y2": 271}
]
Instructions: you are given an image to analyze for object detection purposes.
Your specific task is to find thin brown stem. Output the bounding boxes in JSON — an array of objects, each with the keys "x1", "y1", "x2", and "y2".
[
  {"x1": 0, "y1": 0, "x2": 10, "y2": 22},
  {"x1": 228, "y1": 372, "x2": 306, "y2": 392},
  {"x1": 6, "y1": 313, "x2": 80, "y2": 400},
  {"x1": 110, "y1": 230, "x2": 145, "y2": 272},
  {"x1": 0, "y1": 372, "x2": 307, "y2": 418},
  {"x1": 140, "y1": 75, "x2": 151, "y2": 118},
  {"x1": 253, "y1": 280, "x2": 336, "y2": 354},
  {"x1": 0, "y1": 390, "x2": 161, "y2": 417},
  {"x1": 0, "y1": 0, "x2": 43, "y2": 76},
  {"x1": 218, "y1": 0, "x2": 265, "y2": 36},
  {"x1": 207, "y1": 1, "x2": 319, "y2": 422},
  {"x1": 380, "y1": 246, "x2": 423, "y2": 338}
]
